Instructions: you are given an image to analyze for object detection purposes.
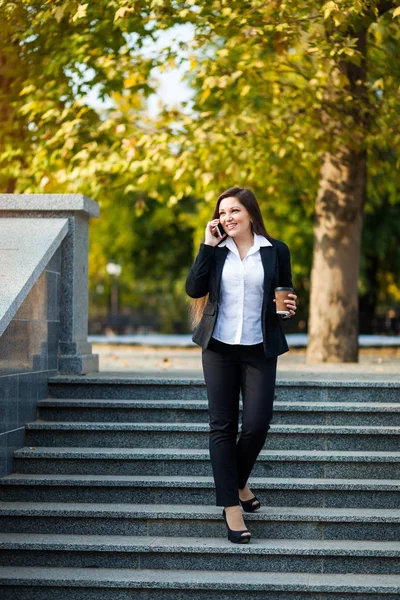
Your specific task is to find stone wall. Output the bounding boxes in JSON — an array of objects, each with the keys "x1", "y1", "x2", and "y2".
[{"x1": 0, "y1": 248, "x2": 61, "y2": 477}]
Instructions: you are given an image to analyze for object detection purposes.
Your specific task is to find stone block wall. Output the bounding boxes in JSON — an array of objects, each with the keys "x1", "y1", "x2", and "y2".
[{"x1": 0, "y1": 248, "x2": 61, "y2": 477}]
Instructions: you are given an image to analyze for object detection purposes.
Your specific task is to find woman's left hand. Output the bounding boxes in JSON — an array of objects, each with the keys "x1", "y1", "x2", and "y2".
[
  {"x1": 286, "y1": 293, "x2": 297, "y2": 315},
  {"x1": 274, "y1": 293, "x2": 297, "y2": 319}
]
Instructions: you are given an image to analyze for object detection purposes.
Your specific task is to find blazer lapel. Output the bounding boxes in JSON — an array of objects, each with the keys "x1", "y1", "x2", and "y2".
[
  {"x1": 260, "y1": 245, "x2": 277, "y2": 303},
  {"x1": 215, "y1": 246, "x2": 229, "y2": 299}
]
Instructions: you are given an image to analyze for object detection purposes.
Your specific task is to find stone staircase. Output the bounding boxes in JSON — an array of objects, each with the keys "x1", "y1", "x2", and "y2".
[{"x1": 0, "y1": 376, "x2": 400, "y2": 598}]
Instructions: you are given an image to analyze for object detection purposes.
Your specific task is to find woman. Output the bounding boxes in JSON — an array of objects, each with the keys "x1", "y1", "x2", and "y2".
[{"x1": 185, "y1": 186, "x2": 297, "y2": 544}]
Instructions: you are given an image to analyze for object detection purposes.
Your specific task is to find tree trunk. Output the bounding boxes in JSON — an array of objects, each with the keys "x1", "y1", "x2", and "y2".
[
  {"x1": 306, "y1": 24, "x2": 369, "y2": 363},
  {"x1": 306, "y1": 147, "x2": 367, "y2": 362}
]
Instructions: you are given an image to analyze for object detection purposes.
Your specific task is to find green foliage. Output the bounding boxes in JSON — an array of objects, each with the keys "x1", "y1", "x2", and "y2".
[
  {"x1": 88, "y1": 190, "x2": 197, "y2": 331},
  {"x1": 1, "y1": 0, "x2": 400, "y2": 330},
  {"x1": 0, "y1": 0, "x2": 156, "y2": 194}
]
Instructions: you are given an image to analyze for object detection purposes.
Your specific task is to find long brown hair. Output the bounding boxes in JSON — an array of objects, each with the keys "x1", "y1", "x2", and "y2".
[{"x1": 189, "y1": 186, "x2": 270, "y2": 328}]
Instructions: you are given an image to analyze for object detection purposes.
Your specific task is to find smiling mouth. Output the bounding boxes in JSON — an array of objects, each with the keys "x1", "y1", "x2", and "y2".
[{"x1": 226, "y1": 223, "x2": 237, "y2": 230}]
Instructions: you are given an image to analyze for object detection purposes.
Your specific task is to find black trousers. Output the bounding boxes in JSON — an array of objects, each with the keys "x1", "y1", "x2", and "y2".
[{"x1": 202, "y1": 337, "x2": 277, "y2": 507}]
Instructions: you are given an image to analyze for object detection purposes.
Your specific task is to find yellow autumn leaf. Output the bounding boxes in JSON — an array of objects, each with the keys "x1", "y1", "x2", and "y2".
[
  {"x1": 124, "y1": 74, "x2": 141, "y2": 88},
  {"x1": 332, "y1": 71, "x2": 350, "y2": 88},
  {"x1": 333, "y1": 12, "x2": 345, "y2": 26},
  {"x1": 200, "y1": 88, "x2": 211, "y2": 103},
  {"x1": 114, "y1": 7, "x2": 135, "y2": 21},
  {"x1": 231, "y1": 70, "x2": 243, "y2": 80},
  {"x1": 241, "y1": 85, "x2": 251, "y2": 96},
  {"x1": 393, "y1": 6, "x2": 400, "y2": 17},
  {"x1": 173, "y1": 168, "x2": 185, "y2": 181},
  {"x1": 137, "y1": 174, "x2": 148, "y2": 185},
  {"x1": 72, "y1": 4, "x2": 88, "y2": 22},
  {"x1": 53, "y1": 5, "x2": 66, "y2": 23},
  {"x1": 371, "y1": 78, "x2": 384, "y2": 90},
  {"x1": 167, "y1": 195, "x2": 178, "y2": 207},
  {"x1": 222, "y1": 7, "x2": 232, "y2": 17},
  {"x1": 19, "y1": 84, "x2": 36, "y2": 96},
  {"x1": 323, "y1": 1, "x2": 338, "y2": 19},
  {"x1": 205, "y1": 190, "x2": 215, "y2": 202},
  {"x1": 202, "y1": 172, "x2": 213, "y2": 185}
]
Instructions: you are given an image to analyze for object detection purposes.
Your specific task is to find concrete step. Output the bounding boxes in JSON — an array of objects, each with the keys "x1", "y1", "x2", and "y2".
[
  {"x1": 1, "y1": 533, "x2": 400, "y2": 574},
  {"x1": 37, "y1": 398, "x2": 400, "y2": 426},
  {"x1": 1, "y1": 474, "x2": 399, "y2": 508},
  {"x1": 24, "y1": 421, "x2": 400, "y2": 452},
  {"x1": 4, "y1": 376, "x2": 399, "y2": 599},
  {"x1": 13, "y1": 446, "x2": 400, "y2": 480},
  {"x1": 48, "y1": 376, "x2": 400, "y2": 404},
  {"x1": 1, "y1": 502, "x2": 400, "y2": 541},
  {"x1": 1, "y1": 566, "x2": 400, "y2": 599}
]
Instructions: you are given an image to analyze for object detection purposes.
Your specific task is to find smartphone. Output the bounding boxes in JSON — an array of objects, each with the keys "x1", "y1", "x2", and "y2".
[{"x1": 216, "y1": 223, "x2": 225, "y2": 238}]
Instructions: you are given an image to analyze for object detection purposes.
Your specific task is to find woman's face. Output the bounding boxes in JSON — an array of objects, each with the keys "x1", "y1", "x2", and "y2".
[{"x1": 218, "y1": 196, "x2": 252, "y2": 238}]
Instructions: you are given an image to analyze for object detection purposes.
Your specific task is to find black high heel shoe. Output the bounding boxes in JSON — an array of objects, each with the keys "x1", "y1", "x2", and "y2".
[
  {"x1": 222, "y1": 509, "x2": 251, "y2": 544},
  {"x1": 239, "y1": 495, "x2": 261, "y2": 513}
]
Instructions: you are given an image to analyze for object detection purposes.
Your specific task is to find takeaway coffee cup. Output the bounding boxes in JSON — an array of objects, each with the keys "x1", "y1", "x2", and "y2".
[{"x1": 275, "y1": 287, "x2": 294, "y2": 315}]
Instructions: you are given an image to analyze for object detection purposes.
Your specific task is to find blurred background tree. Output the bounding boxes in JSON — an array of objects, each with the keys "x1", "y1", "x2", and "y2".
[{"x1": 1, "y1": 0, "x2": 399, "y2": 358}]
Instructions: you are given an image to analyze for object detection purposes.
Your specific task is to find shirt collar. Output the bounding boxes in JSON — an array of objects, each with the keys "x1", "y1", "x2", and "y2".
[{"x1": 218, "y1": 233, "x2": 272, "y2": 256}]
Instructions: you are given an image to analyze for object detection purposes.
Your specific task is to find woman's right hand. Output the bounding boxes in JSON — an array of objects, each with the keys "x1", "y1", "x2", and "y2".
[{"x1": 204, "y1": 219, "x2": 227, "y2": 246}]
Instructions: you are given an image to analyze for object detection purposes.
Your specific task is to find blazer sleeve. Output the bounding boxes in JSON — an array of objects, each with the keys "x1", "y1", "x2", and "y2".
[
  {"x1": 185, "y1": 243, "x2": 215, "y2": 298},
  {"x1": 277, "y1": 242, "x2": 293, "y2": 289},
  {"x1": 277, "y1": 242, "x2": 295, "y2": 320}
]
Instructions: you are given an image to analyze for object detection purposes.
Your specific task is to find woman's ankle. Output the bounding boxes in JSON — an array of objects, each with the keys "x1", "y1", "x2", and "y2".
[{"x1": 239, "y1": 485, "x2": 252, "y2": 497}]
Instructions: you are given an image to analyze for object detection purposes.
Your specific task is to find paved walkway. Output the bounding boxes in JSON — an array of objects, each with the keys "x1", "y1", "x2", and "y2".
[{"x1": 92, "y1": 344, "x2": 400, "y2": 383}]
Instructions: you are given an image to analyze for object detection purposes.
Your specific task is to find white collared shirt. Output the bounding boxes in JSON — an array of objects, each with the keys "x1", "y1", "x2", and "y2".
[{"x1": 212, "y1": 233, "x2": 273, "y2": 345}]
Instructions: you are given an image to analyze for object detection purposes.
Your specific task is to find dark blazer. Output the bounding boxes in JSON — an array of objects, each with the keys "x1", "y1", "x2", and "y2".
[{"x1": 185, "y1": 237, "x2": 294, "y2": 358}]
